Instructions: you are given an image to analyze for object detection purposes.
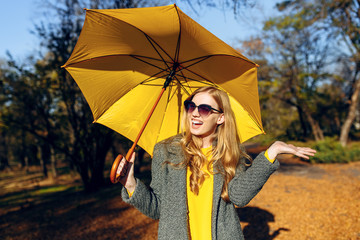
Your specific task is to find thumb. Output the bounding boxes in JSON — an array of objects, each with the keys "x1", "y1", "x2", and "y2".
[{"x1": 129, "y1": 152, "x2": 136, "y2": 163}]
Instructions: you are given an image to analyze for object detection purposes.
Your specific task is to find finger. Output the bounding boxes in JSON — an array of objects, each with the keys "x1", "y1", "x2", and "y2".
[
  {"x1": 129, "y1": 152, "x2": 136, "y2": 163},
  {"x1": 120, "y1": 162, "x2": 129, "y2": 177},
  {"x1": 117, "y1": 158, "x2": 125, "y2": 171},
  {"x1": 300, "y1": 148, "x2": 317, "y2": 156},
  {"x1": 293, "y1": 151, "x2": 310, "y2": 159},
  {"x1": 294, "y1": 150, "x2": 316, "y2": 159},
  {"x1": 296, "y1": 147, "x2": 316, "y2": 153},
  {"x1": 117, "y1": 158, "x2": 129, "y2": 177},
  {"x1": 116, "y1": 161, "x2": 123, "y2": 175}
]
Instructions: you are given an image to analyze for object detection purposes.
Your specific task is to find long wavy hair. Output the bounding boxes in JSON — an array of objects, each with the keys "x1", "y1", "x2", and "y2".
[{"x1": 179, "y1": 86, "x2": 252, "y2": 202}]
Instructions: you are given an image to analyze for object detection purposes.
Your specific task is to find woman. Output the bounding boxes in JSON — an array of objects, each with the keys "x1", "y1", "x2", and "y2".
[{"x1": 117, "y1": 86, "x2": 316, "y2": 240}]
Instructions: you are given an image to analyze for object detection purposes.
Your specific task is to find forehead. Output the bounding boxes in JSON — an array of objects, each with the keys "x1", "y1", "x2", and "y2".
[{"x1": 192, "y1": 92, "x2": 218, "y2": 107}]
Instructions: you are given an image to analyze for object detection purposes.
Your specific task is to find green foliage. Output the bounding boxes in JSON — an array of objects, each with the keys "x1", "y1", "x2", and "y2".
[{"x1": 310, "y1": 138, "x2": 360, "y2": 164}]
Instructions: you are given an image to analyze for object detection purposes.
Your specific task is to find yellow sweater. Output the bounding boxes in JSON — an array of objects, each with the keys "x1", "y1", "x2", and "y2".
[
  {"x1": 186, "y1": 148, "x2": 275, "y2": 240},
  {"x1": 187, "y1": 146, "x2": 214, "y2": 240}
]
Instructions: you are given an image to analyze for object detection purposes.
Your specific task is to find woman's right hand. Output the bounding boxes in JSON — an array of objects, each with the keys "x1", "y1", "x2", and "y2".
[{"x1": 117, "y1": 152, "x2": 136, "y2": 193}]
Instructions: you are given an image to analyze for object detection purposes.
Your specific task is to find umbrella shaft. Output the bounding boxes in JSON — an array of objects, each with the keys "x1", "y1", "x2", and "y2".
[
  {"x1": 125, "y1": 64, "x2": 178, "y2": 160},
  {"x1": 125, "y1": 87, "x2": 167, "y2": 160}
]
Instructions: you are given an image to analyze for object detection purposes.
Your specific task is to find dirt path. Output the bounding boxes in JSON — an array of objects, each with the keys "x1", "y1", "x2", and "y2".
[{"x1": 1, "y1": 156, "x2": 359, "y2": 240}]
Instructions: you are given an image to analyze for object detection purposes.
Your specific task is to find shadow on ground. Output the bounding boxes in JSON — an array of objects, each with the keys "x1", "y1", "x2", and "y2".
[
  {"x1": 237, "y1": 206, "x2": 290, "y2": 240},
  {"x1": 0, "y1": 183, "x2": 159, "y2": 239}
]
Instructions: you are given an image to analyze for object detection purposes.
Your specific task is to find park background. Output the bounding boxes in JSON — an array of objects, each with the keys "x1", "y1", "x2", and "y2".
[{"x1": 1, "y1": 0, "x2": 359, "y2": 239}]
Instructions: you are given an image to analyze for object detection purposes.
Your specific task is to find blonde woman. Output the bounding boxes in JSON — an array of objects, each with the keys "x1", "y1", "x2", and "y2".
[{"x1": 117, "y1": 86, "x2": 316, "y2": 240}]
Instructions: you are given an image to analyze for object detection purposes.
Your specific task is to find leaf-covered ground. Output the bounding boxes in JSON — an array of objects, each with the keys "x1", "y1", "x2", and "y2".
[{"x1": 1, "y1": 151, "x2": 359, "y2": 240}]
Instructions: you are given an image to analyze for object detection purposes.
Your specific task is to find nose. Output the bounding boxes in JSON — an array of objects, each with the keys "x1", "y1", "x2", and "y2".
[{"x1": 191, "y1": 106, "x2": 200, "y2": 117}]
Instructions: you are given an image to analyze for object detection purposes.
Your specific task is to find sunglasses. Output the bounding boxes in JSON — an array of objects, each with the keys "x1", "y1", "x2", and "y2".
[{"x1": 184, "y1": 100, "x2": 223, "y2": 117}]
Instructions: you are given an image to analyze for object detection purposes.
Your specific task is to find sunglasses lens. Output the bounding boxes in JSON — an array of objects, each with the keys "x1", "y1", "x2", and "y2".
[
  {"x1": 184, "y1": 100, "x2": 215, "y2": 117},
  {"x1": 184, "y1": 100, "x2": 196, "y2": 112},
  {"x1": 198, "y1": 105, "x2": 212, "y2": 117}
]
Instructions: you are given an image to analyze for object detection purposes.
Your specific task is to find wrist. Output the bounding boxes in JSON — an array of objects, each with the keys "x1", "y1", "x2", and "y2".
[
  {"x1": 267, "y1": 141, "x2": 280, "y2": 160},
  {"x1": 125, "y1": 178, "x2": 136, "y2": 193}
]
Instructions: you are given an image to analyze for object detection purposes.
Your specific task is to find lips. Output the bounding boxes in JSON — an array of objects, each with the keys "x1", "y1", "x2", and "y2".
[
  {"x1": 192, "y1": 119, "x2": 203, "y2": 125},
  {"x1": 191, "y1": 119, "x2": 203, "y2": 130}
]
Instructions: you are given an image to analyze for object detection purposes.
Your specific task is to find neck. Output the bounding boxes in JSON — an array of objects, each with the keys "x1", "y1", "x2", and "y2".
[{"x1": 201, "y1": 136, "x2": 213, "y2": 148}]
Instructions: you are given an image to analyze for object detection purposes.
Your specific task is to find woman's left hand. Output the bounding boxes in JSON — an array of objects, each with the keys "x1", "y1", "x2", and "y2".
[{"x1": 267, "y1": 141, "x2": 317, "y2": 160}]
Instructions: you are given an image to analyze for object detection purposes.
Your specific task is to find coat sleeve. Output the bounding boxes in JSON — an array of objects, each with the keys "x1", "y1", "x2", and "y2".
[
  {"x1": 228, "y1": 151, "x2": 280, "y2": 207},
  {"x1": 121, "y1": 142, "x2": 165, "y2": 219}
]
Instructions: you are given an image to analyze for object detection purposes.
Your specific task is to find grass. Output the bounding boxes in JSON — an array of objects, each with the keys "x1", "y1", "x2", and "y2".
[{"x1": 0, "y1": 166, "x2": 84, "y2": 214}]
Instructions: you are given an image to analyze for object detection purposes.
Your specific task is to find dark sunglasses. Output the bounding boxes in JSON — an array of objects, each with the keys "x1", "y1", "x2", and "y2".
[{"x1": 184, "y1": 100, "x2": 223, "y2": 117}]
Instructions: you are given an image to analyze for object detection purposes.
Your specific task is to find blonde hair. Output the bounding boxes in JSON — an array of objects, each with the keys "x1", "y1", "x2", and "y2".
[{"x1": 179, "y1": 86, "x2": 252, "y2": 202}]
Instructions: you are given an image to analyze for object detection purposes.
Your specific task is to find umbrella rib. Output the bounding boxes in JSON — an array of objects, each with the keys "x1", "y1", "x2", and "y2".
[
  {"x1": 131, "y1": 55, "x2": 171, "y2": 63},
  {"x1": 62, "y1": 54, "x2": 166, "y2": 68},
  {"x1": 165, "y1": 83, "x2": 182, "y2": 135},
  {"x1": 166, "y1": 83, "x2": 182, "y2": 102},
  {"x1": 174, "y1": 5, "x2": 182, "y2": 64},
  {"x1": 130, "y1": 55, "x2": 168, "y2": 72},
  {"x1": 173, "y1": 66, "x2": 194, "y2": 96},
  {"x1": 139, "y1": 72, "x2": 170, "y2": 85},
  {"x1": 179, "y1": 76, "x2": 217, "y2": 87},
  {"x1": 144, "y1": 35, "x2": 173, "y2": 72},
  {"x1": 83, "y1": 9, "x2": 175, "y2": 67},
  {"x1": 180, "y1": 55, "x2": 211, "y2": 67},
  {"x1": 174, "y1": 77, "x2": 191, "y2": 96},
  {"x1": 138, "y1": 83, "x2": 167, "y2": 87},
  {"x1": 181, "y1": 54, "x2": 258, "y2": 67},
  {"x1": 178, "y1": 67, "x2": 211, "y2": 83},
  {"x1": 172, "y1": 64, "x2": 217, "y2": 89}
]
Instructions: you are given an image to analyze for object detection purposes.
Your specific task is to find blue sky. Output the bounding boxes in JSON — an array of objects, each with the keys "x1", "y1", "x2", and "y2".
[
  {"x1": 0, "y1": 0, "x2": 40, "y2": 59},
  {"x1": 0, "y1": 0, "x2": 279, "y2": 59}
]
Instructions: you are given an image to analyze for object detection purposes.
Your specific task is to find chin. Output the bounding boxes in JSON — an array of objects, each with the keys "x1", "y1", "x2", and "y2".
[{"x1": 190, "y1": 127, "x2": 210, "y2": 139}]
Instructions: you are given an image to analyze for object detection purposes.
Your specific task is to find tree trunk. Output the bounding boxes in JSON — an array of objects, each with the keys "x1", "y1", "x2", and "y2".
[
  {"x1": 340, "y1": 78, "x2": 360, "y2": 146},
  {"x1": 303, "y1": 107, "x2": 324, "y2": 141},
  {"x1": 295, "y1": 105, "x2": 308, "y2": 139},
  {"x1": 50, "y1": 147, "x2": 57, "y2": 178},
  {"x1": 0, "y1": 131, "x2": 11, "y2": 171},
  {"x1": 78, "y1": 160, "x2": 91, "y2": 192},
  {"x1": 20, "y1": 132, "x2": 27, "y2": 168},
  {"x1": 24, "y1": 156, "x2": 29, "y2": 173},
  {"x1": 38, "y1": 144, "x2": 48, "y2": 177},
  {"x1": 89, "y1": 130, "x2": 113, "y2": 191}
]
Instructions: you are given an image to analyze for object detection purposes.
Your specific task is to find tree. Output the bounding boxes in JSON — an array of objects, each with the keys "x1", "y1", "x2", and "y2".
[
  {"x1": 32, "y1": 0, "x2": 166, "y2": 191},
  {"x1": 0, "y1": 54, "x2": 62, "y2": 176},
  {"x1": 0, "y1": 0, "x2": 260, "y2": 191},
  {"x1": 259, "y1": 8, "x2": 334, "y2": 141},
  {"x1": 275, "y1": 0, "x2": 360, "y2": 146}
]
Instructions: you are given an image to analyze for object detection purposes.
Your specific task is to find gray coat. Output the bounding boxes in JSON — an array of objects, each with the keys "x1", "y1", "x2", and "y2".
[{"x1": 121, "y1": 135, "x2": 279, "y2": 240}]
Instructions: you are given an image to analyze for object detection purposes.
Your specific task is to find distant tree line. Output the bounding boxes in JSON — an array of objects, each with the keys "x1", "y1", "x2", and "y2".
[
  {"x1": 0, "y1": 0, "x2": 359, "y2": 192},
  {"x1": 239, "y1": 0, "x2": 360, "y2": 145}
]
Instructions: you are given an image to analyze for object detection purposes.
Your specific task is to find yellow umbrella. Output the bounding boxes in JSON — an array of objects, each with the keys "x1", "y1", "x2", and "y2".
[{"x1": 62, "y1": 4, "x2": 264, "y2": 183}]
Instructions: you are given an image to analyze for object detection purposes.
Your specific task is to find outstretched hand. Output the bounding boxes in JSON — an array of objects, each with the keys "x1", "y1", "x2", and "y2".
[
  {"x1": 267, "y1": 141, "x2": 316, "y2": 160},
  {"x1": 116, "y1": 152, "x2": 136, "y2": 193}
]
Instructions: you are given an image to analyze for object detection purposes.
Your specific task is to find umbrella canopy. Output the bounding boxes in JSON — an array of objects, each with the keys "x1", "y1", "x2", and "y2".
[{"x1": 62, "y1": 4, "x2": 264, "y2": 157}]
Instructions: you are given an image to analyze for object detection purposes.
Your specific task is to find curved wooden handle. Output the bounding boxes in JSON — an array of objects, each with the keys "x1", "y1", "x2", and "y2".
[{"x1": 110, "y1": 154, "x2": 124, "y2": 184}]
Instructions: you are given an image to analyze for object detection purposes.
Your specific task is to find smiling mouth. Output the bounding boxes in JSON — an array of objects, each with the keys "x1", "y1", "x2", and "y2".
[{"x1": 192, "y1": 120, "x2": 203, "y2": 126}]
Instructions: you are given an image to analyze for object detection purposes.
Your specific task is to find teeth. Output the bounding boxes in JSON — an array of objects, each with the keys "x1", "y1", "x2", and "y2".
[{"x1": 192, "y1": 120, "x2": 203, "y2": 125}]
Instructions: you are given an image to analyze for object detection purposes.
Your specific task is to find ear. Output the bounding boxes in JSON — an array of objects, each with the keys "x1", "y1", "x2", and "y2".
[{"x1": 217, "y1": 113, "x2": 225, "y2": 125}]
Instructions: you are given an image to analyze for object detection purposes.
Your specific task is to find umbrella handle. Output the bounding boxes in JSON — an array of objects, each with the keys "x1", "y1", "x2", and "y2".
[
  {"x1": 110, "y1": 148, "x2": 135, "y2": 184},
  {"x1": 110, "y1": 87, "x2": 167, "y2": 184},
  {"x1": 110, "y1": 154, "x2": 124, "y2": 184}
]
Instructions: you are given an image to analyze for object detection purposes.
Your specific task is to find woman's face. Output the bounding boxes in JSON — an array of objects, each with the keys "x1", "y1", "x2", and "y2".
[{"x1": 187, "y1": 92, "x2": 224, "y2": 144}]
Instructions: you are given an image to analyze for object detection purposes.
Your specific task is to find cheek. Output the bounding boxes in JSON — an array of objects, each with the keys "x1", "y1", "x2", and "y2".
[{"x1": 203, "y1": 117, "x2": 219, "y2": 130}]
